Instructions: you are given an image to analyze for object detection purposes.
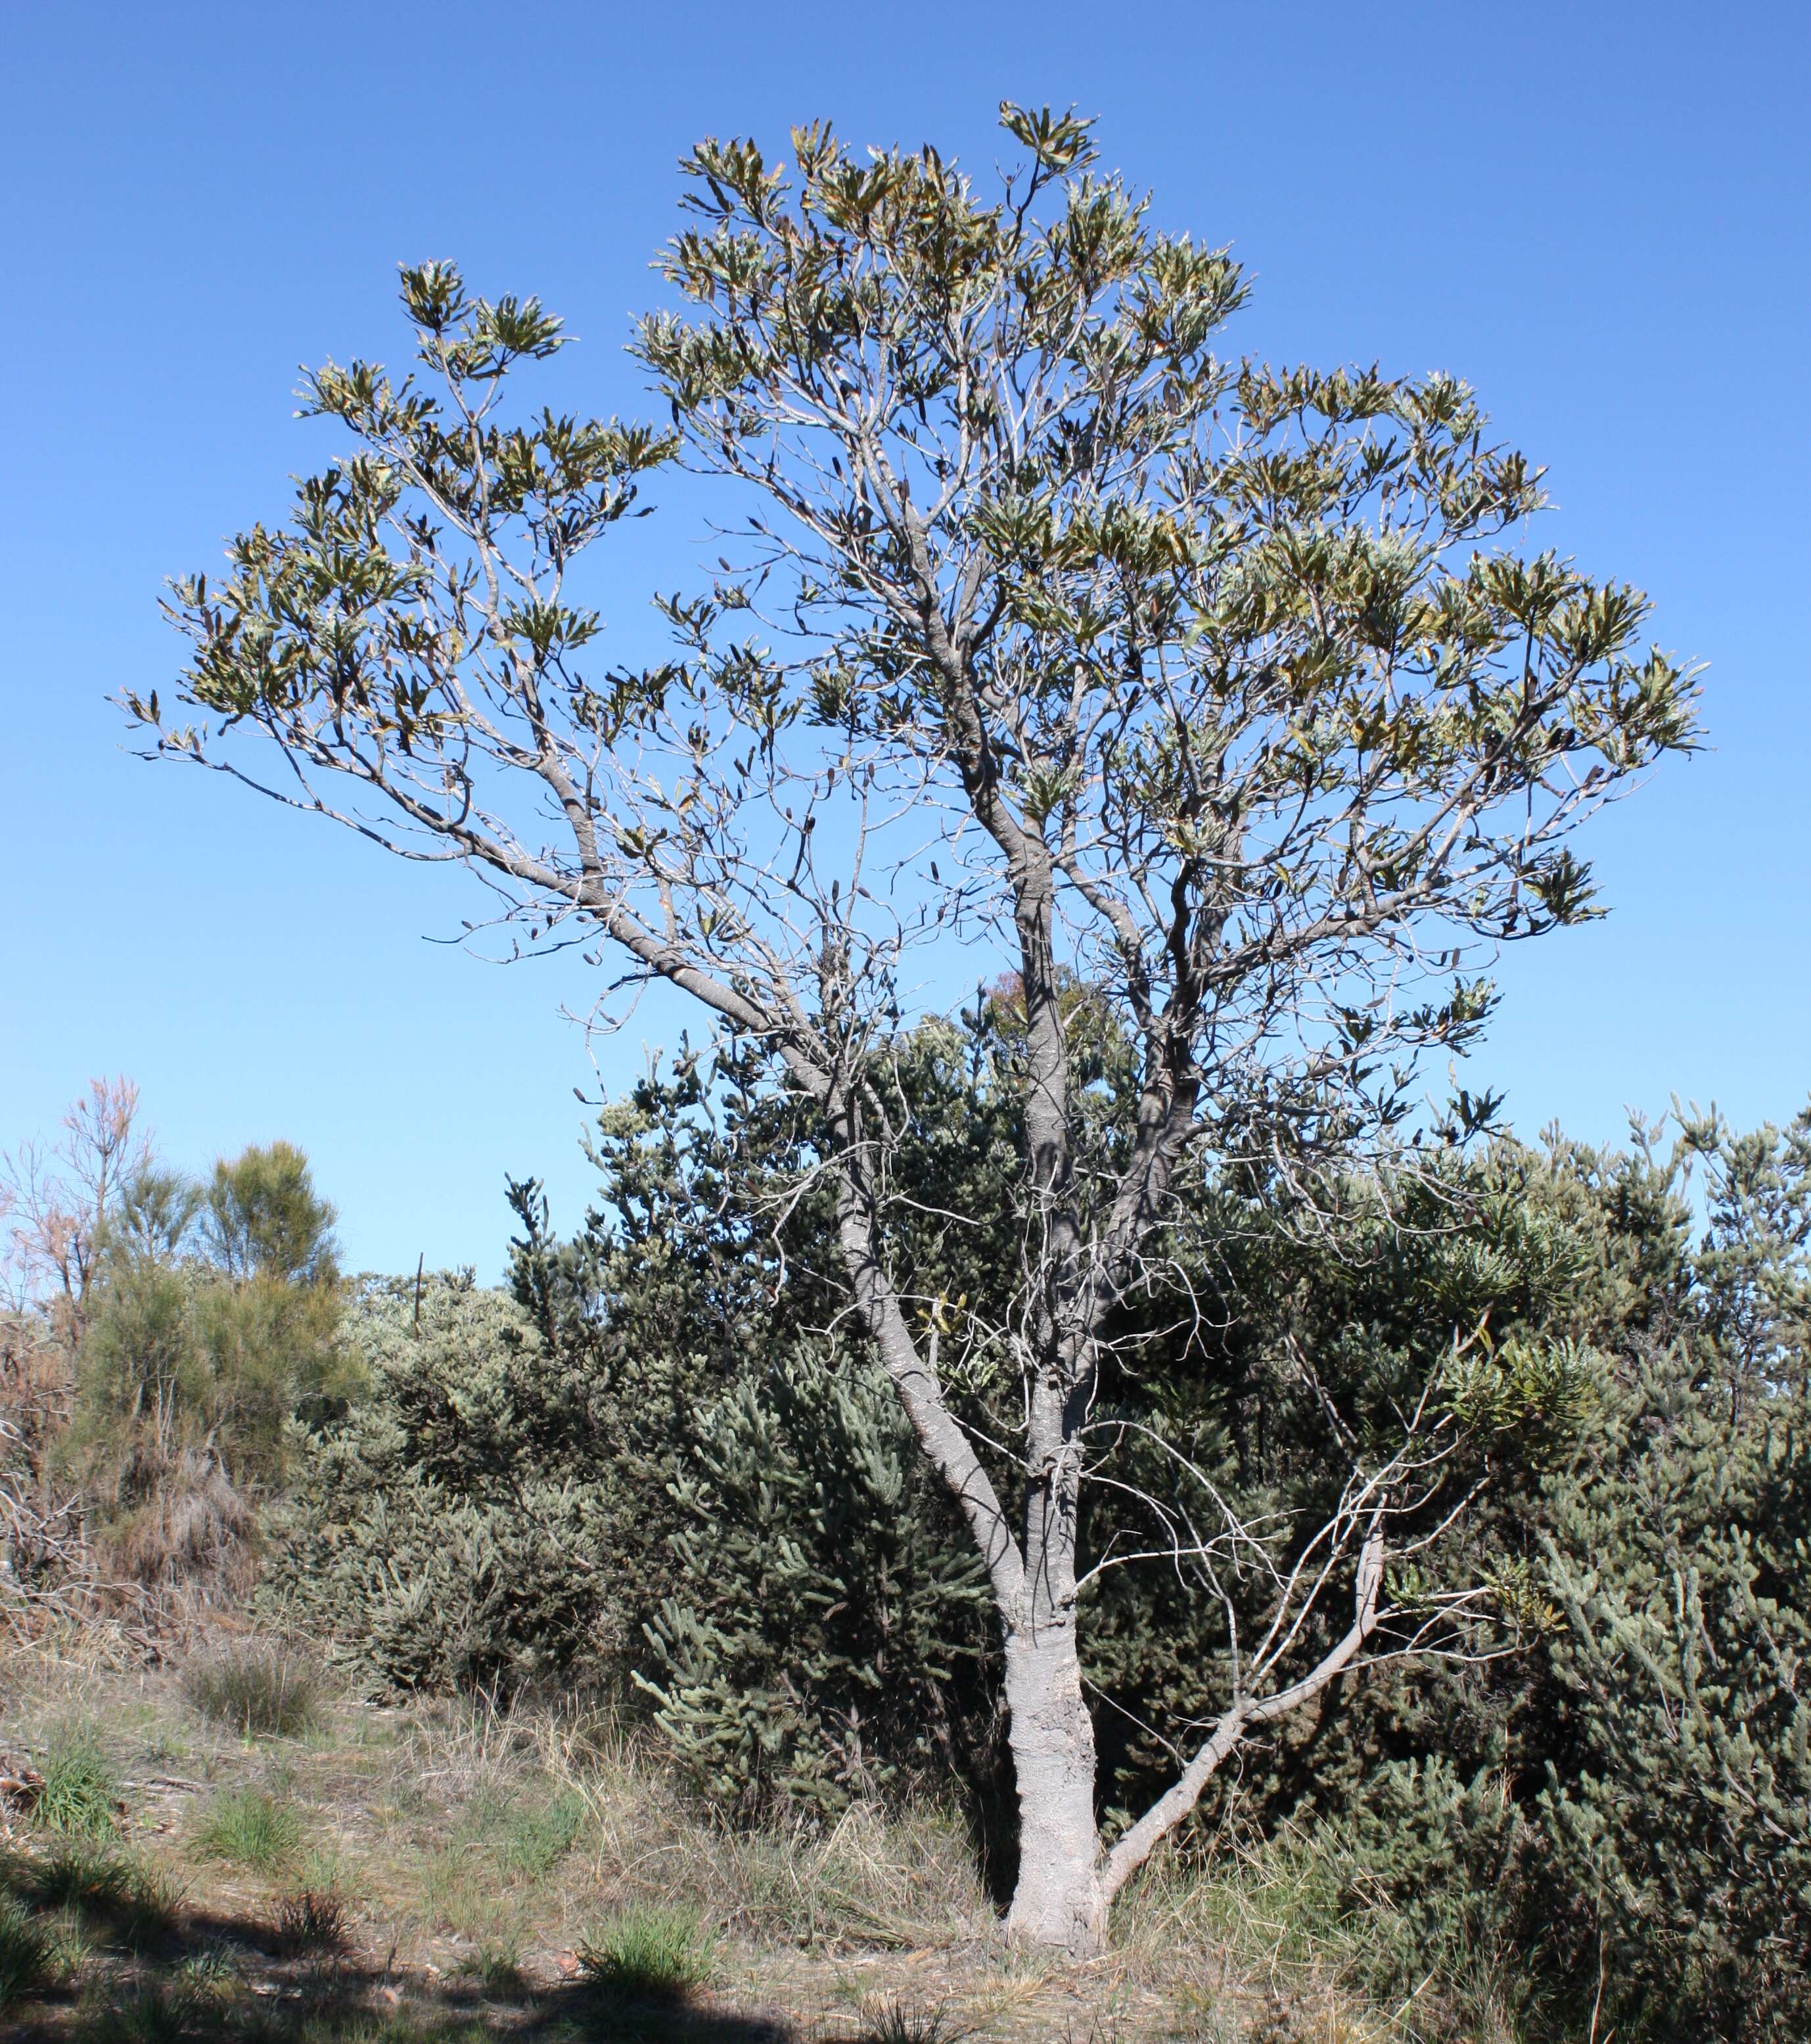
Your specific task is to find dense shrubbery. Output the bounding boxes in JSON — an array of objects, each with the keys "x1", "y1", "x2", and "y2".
[
  {"x1": 1538, "y1": 1329, "x2": 1811, "y2": 2035},
  {"x1": 14, "y1": 1052, "x2": 1808, "y2": 2036},
  {"x1": 268, "y1": 1273, "x2": 625, "y2": 1689},
  {"x1": 276, "y1": 1108, "x2": 997, "y2": 1794},
  {"x1": 1289, "y1": 1115, "x2": 1811, "y2": 2043},
  {"x1": 643, "y1": 1338, "x2": 994, "y2": 1814},
  {"x1": 270, "y1": 1012, "x2": 1811, "y2": 2039}
]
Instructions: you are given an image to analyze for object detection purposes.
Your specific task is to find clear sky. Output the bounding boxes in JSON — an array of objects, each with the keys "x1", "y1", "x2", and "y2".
[{"x1": 3, "y1": 0, "x2": 1806, "y2": 1278}]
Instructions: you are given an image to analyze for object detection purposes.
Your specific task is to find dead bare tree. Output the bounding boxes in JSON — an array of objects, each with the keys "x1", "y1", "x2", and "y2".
[
  {"x1": 2, "y1": 1077, "x2": 148, "y2": 1343},
  {"x1": 133, "y1": 105, "x2": 1697, "y2": 1950},
  {"x1": 2, "y1": 1075, "x2": 148, "y2": 1479},
  {"x1": 1, "y1": 1079, "x2": 167, "y2": 1653}
]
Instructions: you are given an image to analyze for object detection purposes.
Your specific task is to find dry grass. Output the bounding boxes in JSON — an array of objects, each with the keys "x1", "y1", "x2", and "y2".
[
  {"x1": 183, "y1": 1640, "x2": 322, "y2": 1738},
  {"x1": 273, "y1": 1884, "x2": 350, "y2": 1957},
  {"x1": 0, "y1": 1631, "x2": 1454, "y2": 2043}
]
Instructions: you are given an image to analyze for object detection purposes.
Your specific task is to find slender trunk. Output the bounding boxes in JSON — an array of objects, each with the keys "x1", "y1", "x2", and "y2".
[
  {"x1": 1005, "y1": 1366, "x2": 1103, "y2": 1953},
  {"x1": 1003, "y1": 1606, "x2": 1105, "y2": 1953}
]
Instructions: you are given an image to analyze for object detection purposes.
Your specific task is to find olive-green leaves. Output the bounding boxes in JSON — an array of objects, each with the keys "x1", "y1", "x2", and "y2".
[
  {"x1": 135, "y1": 108, "x2": 1699, "y2": 1200},
  {"x1": 143, "y1": 263, "x2": 674, "y2": 774}
]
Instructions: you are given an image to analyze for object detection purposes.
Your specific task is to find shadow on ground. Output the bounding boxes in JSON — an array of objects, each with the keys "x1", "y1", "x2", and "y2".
[{"x1": 1, "y1": 1852, "x2": 801, "y2": 2044}]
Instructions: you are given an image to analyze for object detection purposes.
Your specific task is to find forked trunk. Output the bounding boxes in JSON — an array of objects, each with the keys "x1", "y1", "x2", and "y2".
[{"x1": 1003, "y1": 1611, "x2": 1105, "y2": 1955}]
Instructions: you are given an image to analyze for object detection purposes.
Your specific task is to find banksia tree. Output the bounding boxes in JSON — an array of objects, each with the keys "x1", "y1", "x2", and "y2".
[{"x1": 136, "y1": 103, "x2": 1695, "y2": 1948}]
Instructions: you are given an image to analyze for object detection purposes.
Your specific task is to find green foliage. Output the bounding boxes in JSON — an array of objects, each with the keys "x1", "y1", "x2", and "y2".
[
  {"x1": 1250, "y1": 1110, "x2": 1811, "y2": 2043},
  {"x1": 191, "y1": 1788, "x2": 300, "y2": 1870},
  {"x1": 1295, "y1": 1757, "x2": 1542, "y2": 2035},
  {"x1": 144, "y1": 258, "x2": 668, "y2": 766},
  {"x1": 576, "y1": 1904, "x2": 716, "y2": 1998},
  {"x1": 0, "y1": 1893, "x2": 53, "y2": 2010},
  {"x1": 1534, "y1": 1349, "x2": 1811, "y2": 2038},
  {"x1": 510, "y1": 1031, "x2": 1015, "y2": 1813},
  {"x1": 641, "y1": 1340, "x2": 992, "y2": 1815},
  {"x1": 267, "y1": 1274, "x2": 624, "y2": 1690},
  {"x1": 183, "y1": 1643, "x2": 322, "y2": 1738},
  {"x1": 268, "y1": 1033, "x2": 1003, "y2": 1809},
  {"x1": 35, "y1": 1727, "x2": 122, "y2": 1839},
  {"x1": 64, "y1": 1140, "x2": 346, "y2": 1590}
]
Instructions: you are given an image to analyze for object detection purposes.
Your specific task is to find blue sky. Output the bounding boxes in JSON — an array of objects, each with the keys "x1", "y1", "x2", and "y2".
[{"x1": 3, "y1": 0, "x2": 1806, "y2": 1276}]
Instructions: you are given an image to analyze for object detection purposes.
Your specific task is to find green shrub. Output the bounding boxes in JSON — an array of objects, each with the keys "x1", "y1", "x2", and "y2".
[
  {"x1": 184, "y1": 1642, "x2": 321, "y2": 1738},
  {"x1": 273, "y1": 1056, "x2": 1007, "y2": 1821},
  {"x1": 1281, "y1": 1109, "x2": 1811, "y2": 2043},
  {"x1": 35, "y1": 1729, "x2": 121, "y2": 1839},
  {"x1": 267, "y1": 1275, "x2": 627, "y2": 1691},
  {"x1": 641, "y1": 1340, "x2": 992, "y2": 1816},
  {"x1": 1534, "y1": 1343, "x2": 1811, "y2": 2043},
  {"x1": 577, "y1": 1904, "x2": 716, "y2": 1998},
  {"x1": 1315, "y1": 1757, "x2": 1538, "y2": 2035},
  {"x1": 191, "y1": 1788, "x2": 300, "y2": 1870},
  {"x1": 0, "y1": 1895, "x2": 52, "y2": 2010}
]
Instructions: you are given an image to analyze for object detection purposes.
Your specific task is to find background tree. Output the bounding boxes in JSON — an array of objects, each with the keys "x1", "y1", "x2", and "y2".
[
  {"x1": 66, "y1": 1138, "x2": 346, "y2": 1592},
  {"x1": 137, "y1": 105, "x2": 1696, "y2": 1949},
  {"x1": 2, "y1": 1080, "x2": 149, "y2": 1619},
  {"x1": 2, "y1": 1091, "x2": 346, "y2": 1625}
]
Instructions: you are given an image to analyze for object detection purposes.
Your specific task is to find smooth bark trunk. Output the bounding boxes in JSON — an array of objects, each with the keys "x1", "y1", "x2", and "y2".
[{"x1": 1002, "y1": 1612, "x2": 1106, "y2": 1955}]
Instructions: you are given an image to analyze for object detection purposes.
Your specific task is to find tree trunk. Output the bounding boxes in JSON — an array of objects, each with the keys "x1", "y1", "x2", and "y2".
[{"x1": 1003, "y1": 1608, "x2": 1105, "y2": 1955}]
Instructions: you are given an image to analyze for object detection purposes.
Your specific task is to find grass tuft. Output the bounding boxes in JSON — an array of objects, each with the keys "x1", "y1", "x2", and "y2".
[
  {"x1": 493, "y1": 1788, "x2": 585, "y2": 1880},
  {"x1": 36, "y1": 1727, "x2": 122, "y2": 1838},
  {"x1": 18, "y1": 1838, "x2": 133, "y2": 1914},
  {"x1": 14, "y1": 1840, "x2": 181, "y2": 1949},
  {"x1": 275, "y1": 1885, "x2": 350, "y2": 1955},
  {"x1": 172, "y1": 1944, "x2": 239, "y2": 1995},
  {"x1": 457, "y1": 1940, "x2": 526, "y2": 1993},
  {"x1": 578, "y1": 1903, "x2": 717, "y2": 2000},
  {"x1": 850, "y1": 2003, "x2": 967, "y2": 2044},
  {"x1": 183, "y1": 1642, "x2": 322, "y2": 1739},
  {"x1": 191, "y1": 1787, "x2": 302, "y2": 1870},
  {"x1": 0, "y1": 1894, "x2": 53, "y2": 2010},
  {"x1": 74, "y1": 1978, "x2": 214, "y2": 2044}
]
